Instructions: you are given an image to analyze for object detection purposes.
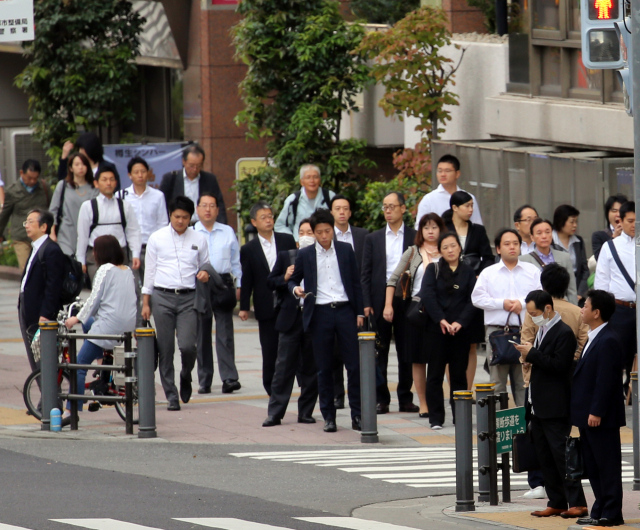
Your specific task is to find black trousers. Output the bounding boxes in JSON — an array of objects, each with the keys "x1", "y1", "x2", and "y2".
[
  {"x1": 608, "y1": 303, "x2": 636, "y2": 392},
  {"x1": 530, "y1": 415, "x2": 586, "y2": 509},
  {"x1": 310, "y1": 304, "x2": 361, "y2": 420},
  {"x1": 425, "y1": 330, "x2": 469, "y2": 427},
  {"x1": 258, "y1": 317, "x2": 279, "y2": 396},
  {"x1": 267, "y1": 309, "x2": 318, "y2": 419},
  {"x1": 332, "y1": 338, "x2": 345, "y2": 401},
  {"x1": 376, "y1": 300, "x2": 414, "y2": 406},
  {"x1": 580, "y1": 426, "x2": 624, "y2": 520}
]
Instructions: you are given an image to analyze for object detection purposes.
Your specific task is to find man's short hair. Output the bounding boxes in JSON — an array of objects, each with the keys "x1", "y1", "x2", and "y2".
[
  {"x1": 530, "y1": 218, "x2": 553, "y2": 235},
  {"x1": 620, "y1": 201, "x2": 635, "y2": 220},
  {"x1": 182, "y1": 143, "x2": 206, "y2": 161},
  {"x1": 95, "y1": 166, "x2": 117, "y2": 182},
  {"x1": 553, "y1": 204, "x2": 580, "y2": 232},
  {"x1": 330, "y1": 194, "x2": 352, "y2": 211},
  {"x1": 198, "y1": 193, "x2": 217, "y2": 207},
  {"x1": 604, "y1": 194, "x2": 628, "y2": 223},
  {"x1": 494, "y1": 228, "x2": 522, "y2": 248},
  {"x1": 437, "y1": 154, "x2": 460, "y2": 171},
  {"x1": 250, "y1": 201, "x2": 272, "y2": 220},
  {"x1": 309, "y1": 209, "x2": 335, "y2": 230},
  {"x1": 298, "y1": 217, "x2": 312, "y2": 231},
  {"x1": 514, "y1": 204, "x2": 538, "y2": 223},
  {"x1": 525, "y1": 289, "x2": 554, "y2": 312},
  {"x1": 540, "y1": 263, "x2": 570, "y2": 299},
  {"x1": 28, "y1": 208, "x2": 54, "y2": 235},
  {"x1": 127, "y1": 156, "x2": 149, "y2": 173},
  {"x1": 169, "y1": 196, "x2": 195, "y2": 217},
  {"x1": 299, "y1": 164, "x2": 321, "y2": 181},
  {"x1": 75, "y1": 132, "x2": 104, "y2": 163},
  {"x1": 22, "y1": 159, "x2": 41, "y2": 174},
  {"x1": 384, "y1": 192, "x2": 406, "y2": 206},
  {"x1": 585, "y1": 289, "x2": 616, "y2": 322}
]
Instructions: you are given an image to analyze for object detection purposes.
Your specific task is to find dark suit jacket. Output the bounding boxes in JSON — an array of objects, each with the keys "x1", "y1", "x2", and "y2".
[
  {"x1": 18, "y1": 238, "x2": 65, "y2": 328},
  {"x1": 159, "y1": 170, "x2": 227, "y2": 225},
  {"x1": 571, "y1": 325, "x2": 626, "y2": 429},
  {"x1": 334, "y1": 225, "x2": 369, "y2": 270},
  {"x1": 361, "y1": 225, "x2": 416, "y2": 317},
  {"x1": 526, "y1": 319, "x2": 577, "y2": 419},
  {"x1": 592, "y1": 228, "x2": 613, "y2": 261},
  {"x1": 240, "y1": 232, "x2": 296, "y2": 321},
  {"x1": 445, "y1": 220, "x2": 494, "y2": 274},
  {"x1": 267, "y1": 250, "x2": 300, "y2": 333},
  {"x1": 288, "y1": 241, "x2": 365, "y2": 331},
  {"x1": 552, "y1": 235, "x2": 589, "y2": 297}
]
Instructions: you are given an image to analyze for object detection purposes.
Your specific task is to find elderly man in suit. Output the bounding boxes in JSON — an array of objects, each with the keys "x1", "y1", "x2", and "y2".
[
  {"x1": 288, "y1": 209, "x2": 365, "y2": 433},
  {"x1": 519, "y1": 218, "x2": 578, "y2": 305},
  {"x1": 159, "y1": 144, "x2": 227, "y2": 225},
  {"x1": 362, "y1": 192, "x2": 418, "y2": 414},
  {"x1": 239, "y1": 201, "x2": 296, "y2": 396},
  {"x1": 571, "y1": 290, "x2": 626, "y2": 527},
  {"x1": 18, "y1": 209, "x2": 65, "y2": 376}
]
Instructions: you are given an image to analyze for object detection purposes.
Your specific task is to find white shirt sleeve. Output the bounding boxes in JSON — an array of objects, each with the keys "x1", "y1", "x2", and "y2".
[
  {"x1": 230, "y1": 235, "x2": 242, "y2": 283},
  {"x1": 594, "y1": 242, "x2": 612, "y2": 292},
  {"x1": 124, "y1": 201, "x2": 142, "y2": 259},
  {"x1": 142, "y1": 234, "x2": 157, "y2": 295},
  {"x1": 471, "y1": 270, "x2": 505, "y2": 311},
  {"x1": 414, "y1": 196, "x2": 428, "y2": 230},
  {"x1": 76, "y1": 201, "x2": 92, "y2": 265},
  {"x1": 157, "y1": 194, "x2": 169, "y2": 231},
  {"x1": 470, "y1": 194, "x2": 483, "y2": 225},
  {"x1": 197, "y1": 234, "x2": 209, "y2": 270}
]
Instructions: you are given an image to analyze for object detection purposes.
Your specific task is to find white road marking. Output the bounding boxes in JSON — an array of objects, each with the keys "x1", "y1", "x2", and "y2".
[
  {"x1": 175, "y1": 519, "x2": 296, "y2": 530},
  {"x1": 52, "y1": 520, "x2": 162, "y2": 530},
  {"x1": 297, "y1": 517, "x2": 423, "y2": 530}
]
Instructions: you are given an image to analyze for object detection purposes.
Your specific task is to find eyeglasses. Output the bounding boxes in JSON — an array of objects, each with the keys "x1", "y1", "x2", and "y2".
[
  {"x1": 198, "y1": 204, "x2": 217, "y2": 209},
  {"x1": 517, "y1": 217, "x2": 535, "y2": 223},
  {"x1": 437, "y1": 168, "x2": 456, "y2": 174},
  {"x1": 257, "y1": 214, "x2": 274, "y2": 221},
  {"x1": 22, "y1": 219, "x2": 38, "y2": 227},
  {"x1": 381, "y1": 204, "x2": 400, "y2": 212}
]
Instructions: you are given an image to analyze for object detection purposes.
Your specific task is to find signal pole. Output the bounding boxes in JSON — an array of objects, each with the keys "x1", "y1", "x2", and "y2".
[{"x1": 633, "y1": 0, "x2": 640, "y2": 365}]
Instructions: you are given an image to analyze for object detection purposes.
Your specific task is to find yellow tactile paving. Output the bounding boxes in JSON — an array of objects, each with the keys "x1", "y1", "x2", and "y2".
[
  {"x1": 0, "y1": 406, "x2": 39, "y2": 425},
  {"x1": 458, "y1": 512, "x2": 640, "y2": 530}
]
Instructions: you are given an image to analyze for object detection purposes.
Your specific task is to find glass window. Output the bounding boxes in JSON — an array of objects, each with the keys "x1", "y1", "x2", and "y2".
[
  {"x1": 569, "y1": 0, "x2": 581, "y2": 32},
  {"x1": 533, "y1": 0, "x2": 560, "y2": 29},
  {"x1": 570, "y1": 50, "x2": 603, "y2": 90},
  {"x1": 541, "y1": 47, "x2": 562, "y2": 87}
]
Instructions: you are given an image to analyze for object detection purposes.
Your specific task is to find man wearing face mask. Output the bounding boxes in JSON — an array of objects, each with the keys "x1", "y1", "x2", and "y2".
[
  {"x1": 515, "y1": 290, "x2": 588, "y2": 519},
  {"x1": 262, "y1": 219, "x2": 319, "y2": 426}
]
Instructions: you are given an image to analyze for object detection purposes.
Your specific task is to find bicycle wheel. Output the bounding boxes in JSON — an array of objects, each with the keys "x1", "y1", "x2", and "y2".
[
  {"x1": 115, "y1": 383, "x2": 140, "y2": 425},
  {"x1": 23, "y1": 369, "x2": 73, "y2": 427}
]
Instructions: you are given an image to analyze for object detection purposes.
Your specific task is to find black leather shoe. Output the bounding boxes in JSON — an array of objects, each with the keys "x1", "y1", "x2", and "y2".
[
  {"x1": 298, "y1": 416, "x2": 316, "y2": 424},
  {"x1": 376, "y1": 403, "x2": 389, "y2": 414},
  {"x1": 180, "y1": 376, "x2": 192, "y2": 403},
  {"x1": 197, "y1": 387, "x2": 211, "y2": 394},
  {"x1": 323, "y1": 419, "x2": 337, "y2": 432},
  {"x1": 352, "y1": 416, "x2": 362, "y2": 431},
  {"x1": 262, "y1": 416, "x2": 281, "y2": 427},
  {"x1": 418, "y1": 412, "x2": 429, "y2": 418},
  {"x1": 222, "y1": 380, "x2": 241, "y2": 394},
  {"x1": 399, "y1": 402, "x2": 419, "y2": 413},
  {"x1": 596, "y1": 518, "x2": 625, "y2": 527},
  {"x1": 576, "y1": 517, "x2": 598, "y2": 525},
  {"x1": 167, "y1": 402, "x2": 181, "y2": 411},
  {"x1": 334, "y1": 396, "x2": 345, "y2": 410}
]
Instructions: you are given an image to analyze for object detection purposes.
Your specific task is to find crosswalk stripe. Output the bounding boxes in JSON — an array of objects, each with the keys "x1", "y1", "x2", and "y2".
[
  {"x1": 339, "y1": 463, "x2": 460, "y2": 473},
  {"x1": 0, "y1": 524, "x2": 32, "y2": 530},
  {"x1": 175, "y1": 519, "x2": 295, "y2": 530},
  {"x1": 52, "y1": 519, "x2": 162, "y2": 530},
  {"x1": 296, "y1": 517, "x2": 421, "y2": 530},
  {"x1": 229, "y1": 447, "x2": 455, "y2": 457}
]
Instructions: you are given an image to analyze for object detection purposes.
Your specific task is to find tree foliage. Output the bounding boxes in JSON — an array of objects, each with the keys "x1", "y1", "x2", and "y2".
[
  {"x1": 350, "y1": 0, "x2": 421, "y2": 25},
  {"x1": 15, "y1": 0, "x2": 144, "y2": 170}
]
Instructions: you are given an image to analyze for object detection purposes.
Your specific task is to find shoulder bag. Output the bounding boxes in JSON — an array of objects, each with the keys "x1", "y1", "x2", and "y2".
[
  {"x1": 405, "y1": 262, "x2": 439, "y2": 327},
  {"x1": 513, "y1": 426, "x2": 540, "y2": 472},
  {"x1": 394, "y1": 247, "x2": 416, "y2": 300},
  {"x1": 489, "y1": 312, "x2": 522, "y2": 365}
]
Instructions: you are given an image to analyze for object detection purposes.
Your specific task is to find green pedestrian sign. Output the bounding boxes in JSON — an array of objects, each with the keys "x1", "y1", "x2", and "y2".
[{"x1": 495, "y1": 406, "x2": 526, "y2": 454}]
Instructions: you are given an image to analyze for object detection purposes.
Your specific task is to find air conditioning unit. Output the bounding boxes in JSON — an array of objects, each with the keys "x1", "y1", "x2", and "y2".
[{"x1": 0, "y1": 128, "x2": 50, "y2": 185}]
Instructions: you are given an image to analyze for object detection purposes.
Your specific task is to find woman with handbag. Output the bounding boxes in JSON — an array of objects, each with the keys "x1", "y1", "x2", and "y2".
[
  {"x1": 420, "y1": 232, "x2": 478, "y2": 429},
  {"x1": 383, "y1": 213, "x2": 444, "y2": 417},
  {"x1": 443, "y1": 191, "x2": 494, "y2": 391}
]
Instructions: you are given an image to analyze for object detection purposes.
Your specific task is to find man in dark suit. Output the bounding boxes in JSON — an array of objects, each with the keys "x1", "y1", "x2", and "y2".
[
  {"x1": 239, "y1": 201, "x2": 296, "y2": 395},
  {"x1": 571, "y1": 290, "x2": 626, "y2": 527},
  {"x1": 288, "y1": 209, "x2": 365, "y2": 433},
  {"x1": 361, "y1": 192, "x2": 418, "y2": 414},
  {"x1": 515, "y1": 290, "x2": 587, "y2": 519},
  {"x1": 18, "y1": 209, "x2": 65, "y2": 375},
  {"x1": 262, "y1": 219, "x2": 318, "y2": 426},
  {"x1": 159, "y1": 144, "x2": 227, "y2": 225}
]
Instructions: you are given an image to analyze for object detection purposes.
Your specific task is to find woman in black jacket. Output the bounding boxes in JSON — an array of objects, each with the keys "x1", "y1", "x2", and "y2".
[{"x1": 420, "y1": 232, "x2": 478, "y2": 429}]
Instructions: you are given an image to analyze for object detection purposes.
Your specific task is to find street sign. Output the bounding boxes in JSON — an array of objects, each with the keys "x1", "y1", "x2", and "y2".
[
  {"x1": 581, "y1": 0, "x2": 624, "y2": 68},
  {"x1": 495, "y1": 407, "x2": 526, "y2": 454},
  {"x1": 0, "y1": 0, "x2": 34, "y2": 43}
]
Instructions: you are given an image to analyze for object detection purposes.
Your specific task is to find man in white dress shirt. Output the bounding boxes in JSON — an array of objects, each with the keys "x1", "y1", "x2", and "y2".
[
  {"x1": 595, "y1": 200, "x2": 636, "y2": 393},
  {"x1": 414, "y1": 154, "x2": 482, "y2": 230},
  {"x1": 194, "y1": 193, "x2": 242, "y2": 395},
  {"x1": 141, "y1": 196, "x2": 210, "y2": 411},
  {"x1": 472, "y1": 228, "x2": 542, "y2": 405},
  {"x1": 514, "y1": 204, "x2": 538, "y2": 255},
  {"x1": 76, "y1": 167, "x2": 142, "y2": 282}
]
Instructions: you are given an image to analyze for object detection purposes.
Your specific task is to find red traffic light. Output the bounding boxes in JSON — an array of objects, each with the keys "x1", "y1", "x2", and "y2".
[{"x1": 589, "y1": 0, "x2": 619, "y2": 19}]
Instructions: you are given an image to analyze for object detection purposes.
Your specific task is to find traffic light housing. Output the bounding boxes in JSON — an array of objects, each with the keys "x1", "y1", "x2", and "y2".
[
  {"x1": 614, "y1": 18, "x2": 633, "y2": 116},
  {"x1": 581, "y1": 0, "x2": 624, "y2": 69}
]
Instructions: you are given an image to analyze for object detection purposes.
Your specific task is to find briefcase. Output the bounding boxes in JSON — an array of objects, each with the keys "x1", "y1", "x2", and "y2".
[
  {"x1": 513, "y1": 430, "x2": 540, "y2": 472},
  {"x1": 566, "y1": 436, "x2": 588, "y2": 480},
  {"x1": 489, "y1": 312, "x2": 522, "y2": 365}
]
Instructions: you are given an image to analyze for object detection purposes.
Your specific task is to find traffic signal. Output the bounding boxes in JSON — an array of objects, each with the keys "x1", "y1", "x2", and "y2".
[
  {"x1": 581, "y1": 0, "x2": 624, "y2": 69},
  {"x1": 614, "y1": 17, "x2": 633, "y2": 116}
]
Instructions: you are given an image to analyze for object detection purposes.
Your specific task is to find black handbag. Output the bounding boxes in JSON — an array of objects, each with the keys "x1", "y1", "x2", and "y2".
[
  {"x1": 406, "y1": 298, "x2": 427, "y2": 327},
  {"x1": 489, "y1": 312, "x2": 522, "y2": 365},
  {"x1": 566, "y1": 436, "x2": 588, "y2": 480},
  {"x1": 461, "y1": 252, "x2": 482, "y2": 274},
  {"x1": 213, "y1": 275, "x2": 238, "y2": 313},
  {"x1": 513, "y1": 428, "x2": 540, "y2": 472}
]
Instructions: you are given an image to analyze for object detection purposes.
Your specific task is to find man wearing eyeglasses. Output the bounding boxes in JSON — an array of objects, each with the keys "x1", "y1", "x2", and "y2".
[
  {"x1": 414, "y1": 154, "x2": 483, "y2": 230},
  {"x1": 514, "y1": 204, "x2": 539, "y2": 255},
  {"x1": 362, "y1": 192, "x2": 418, "y2": 414}
]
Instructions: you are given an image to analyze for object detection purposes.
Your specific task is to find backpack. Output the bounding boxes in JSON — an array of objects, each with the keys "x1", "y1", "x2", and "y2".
[
  {"x1": 37, "y1": 239, "x2": 84, "y2": 305},
  {"x1": 89, "y1": 197, "x2": 127, "y2": 235},
  {"x1": 285, "y1": 188, "x2": 332, "y2": 230}
]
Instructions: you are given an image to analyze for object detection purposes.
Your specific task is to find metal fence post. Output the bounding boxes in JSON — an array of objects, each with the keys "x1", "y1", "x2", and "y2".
[
  {"x1": 136, "y1": 328, "x2": 157, "y2": 439},
  {"x1": 633, "y1": 372, "x2": 639, "y2": 490},
  {"x1": 68, "y1": 332, "x2": 78, "y2": 431},
  {"x1": 39, "y1": 321, "x2": 59, "y2": 432},
  {"x1": 358, "y1": 332, "x2": 378, "y2": 443},
  {"x1": 486, "y1": 395, "x2": 499, "y2": 506},
  {"x1": 475, "y1": 383, "x2": 495, "y2": 502},
  {"x1": 124, "y1": 332, "x2": 134, "y2": 436},
  {"x1": 454, "y1": 390, "x2": 475, "y2": 512},
  {"x1": 499, "y1": 391, "x2": 511, "y2": 502}
]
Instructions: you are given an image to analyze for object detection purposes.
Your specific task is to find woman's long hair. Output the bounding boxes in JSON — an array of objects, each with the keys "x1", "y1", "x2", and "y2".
[{"x1": 93, "y1": 235, "x2": 124, "y2": 267}]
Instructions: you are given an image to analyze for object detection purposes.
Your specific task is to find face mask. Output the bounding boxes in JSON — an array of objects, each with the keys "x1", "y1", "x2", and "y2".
[
  {"x1": 531, "y1": 311, "x2": 549, "y2": 327},
  {"x1": 299, "y1": 235, "x2": 316, "y2": 249}
]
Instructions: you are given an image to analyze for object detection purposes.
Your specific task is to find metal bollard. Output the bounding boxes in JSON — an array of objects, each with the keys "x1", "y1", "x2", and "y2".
[
  {"x1": 136, "y1": 328, "x2": 157, "y2": 439},
  {"x1": 486, "y1": 394, "x2": 499, "y2": 506},
  {"x1": 632, "y1": 372, "x2": 639, "y2": 490},
  {"x1": 499, "y1": 392, "x2": 511, "y2": 502},
  {"x1": 124, "y1": 332, "x2": 134, "y2": 436},
  {"x1": 358, "y1": 332, "x2": 378, "y2": 443},
  {"x1": 39, "y1": 321, "x2": 59, "y2": 431},
  {"x1": 68, "y1": 333, "x2": 78, "y2": 431},
  {"x1": 475, "y1": 383, "x2": 495, "y2": 502},
  {"x1": 454, "y1": 391, "x2": 475, "y2": 512}
]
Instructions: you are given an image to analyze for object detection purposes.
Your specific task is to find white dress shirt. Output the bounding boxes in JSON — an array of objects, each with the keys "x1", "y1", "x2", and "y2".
[
  {"x1": 259, "y1": 233, "x2": 277, "y2": 271},
  {"x1": 472, "y1": 260, "x2": 542, "y2": 326},
  {"x1": 21, "y1": 234, "x2": 48, "y2": 293},
  {"x1": 142, "y1": 224, "x2": 209, "y2": 294},
  {"x1": 334, "y1": 225, "x2": 354, "y2": 249},
  {"x1": 581, "y1": 322, "x2": 608, "y2": 359},
  {"x1": 76, "y1": 193, "x2": 142, "y2": 265},
  {"x1": 412, "y1": 262, "x2": 426, "y2": 297},
  {"x1": 194, "y1": 221, "x2": 242, "y2": 283},
  {"x1": 414, "y1": 184, "x2": 483, "y2": 229},
  {"x1": 520, "y1": 240, "x2": 536, "y2": 255},
  {"x1": 595, "y1": 232, "x2": 635, "y2": 301},
  {"x1": 117, "y1": 185, "x2": 168, "y2": 245},
  {"x1": 183, "y1": 169, "x2": 200, "y2": 222},
  {"x1": 315, "y1": 241, "x2": 349, "y2": 305},
  {"x1": 385, "y1": 223, "x2": 405, "y2": 282}
]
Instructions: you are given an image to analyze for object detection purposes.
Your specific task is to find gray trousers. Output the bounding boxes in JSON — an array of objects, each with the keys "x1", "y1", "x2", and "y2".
[
  {"x1": 486, "y1": 325, "x2": 525, "y2": 406},
  {"x1": 152, "y1": 289, "x2": 198, "y2": 404},
  {"x1": 197, "y1": 302, "x2": 239, "y2": 389}
]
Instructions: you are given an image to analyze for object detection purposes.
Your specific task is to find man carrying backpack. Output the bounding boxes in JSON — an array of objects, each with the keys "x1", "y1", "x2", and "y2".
[
  {"x1": 76, "y1": 167, "x2": 141, "y2": 282},
  {"x1": 274, "y1": 164, "x2": 334, "y2": 241}
]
